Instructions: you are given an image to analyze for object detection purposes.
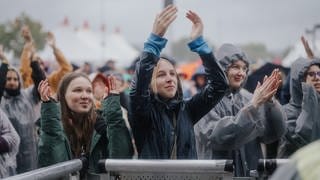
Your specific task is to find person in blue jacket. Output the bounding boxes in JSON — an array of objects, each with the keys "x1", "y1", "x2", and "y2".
[{"x1": 129, "y1": 5, "x2": 228, "y2": 159}]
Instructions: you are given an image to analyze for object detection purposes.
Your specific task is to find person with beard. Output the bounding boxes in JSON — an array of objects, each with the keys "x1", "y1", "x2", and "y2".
[
  {"x1": 0, "y1": 44, "x2": 45, "y2": 174},
  {"x1": 130, "y1": 5, "x2": 228, "y2": 159},
  {"x1": 194, "y1": 44, "x2": 286, "y2": 177},
  {"x1": 278, "y1": 58, "x2": 320, "y2": 158}
]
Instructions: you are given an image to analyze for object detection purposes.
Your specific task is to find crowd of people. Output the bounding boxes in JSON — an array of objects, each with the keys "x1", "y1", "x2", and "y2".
[{"x1": 0, "y1": 5, "x2": 319, "y2": 179}]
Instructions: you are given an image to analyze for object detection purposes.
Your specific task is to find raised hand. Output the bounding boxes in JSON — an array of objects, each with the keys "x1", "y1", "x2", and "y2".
[
  {"x1": 21, "y1": 25, "x2": 33, "y2": 43},
  {"x1": 251, "y1": 69, "x2": 282, "y2": 107},
  {"x1": 38, "y1": 79, "x2": 52, "y2": 102},
  {"x1": 301, "y1": 36, "x2": 314, "y2": 59},
  {"x1": 46, "y1": 32, "x2": 56, "y2": 49},
  {"x1": 152, "y1": 5, "x2": 177, "y2": 37},
  {"x1": 186, "y1": 10, "x2": 203, "y2": 41},
  {"x1": 0, "y1": 45, "x2": 7, "y2": 62},
  {"x1": 103, "y1": 75, "x2": 119, "y2": 99}
]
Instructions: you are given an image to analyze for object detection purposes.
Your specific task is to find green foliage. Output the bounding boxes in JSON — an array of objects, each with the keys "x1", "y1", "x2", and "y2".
[{"x1": 0, "y1": 13, "x2": 47, "y2": 58}]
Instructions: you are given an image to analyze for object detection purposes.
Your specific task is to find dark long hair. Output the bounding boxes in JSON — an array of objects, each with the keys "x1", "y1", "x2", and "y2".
[{"x1": 57, "y1": 72, "x2": 96, "y2": 157}]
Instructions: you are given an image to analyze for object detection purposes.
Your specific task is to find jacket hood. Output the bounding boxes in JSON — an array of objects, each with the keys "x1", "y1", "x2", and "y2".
[
  {"x1": 216, "y1": 43, "x2": 250, "y2": 72},
  {"x1": 216, "y1": 43, "x2": 250, "y2": 91},
  {"x1": 289, "y1": 57, "x2": 320, "y2": 107}
]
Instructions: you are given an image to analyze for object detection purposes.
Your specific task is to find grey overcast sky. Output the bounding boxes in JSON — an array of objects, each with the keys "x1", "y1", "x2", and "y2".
[{"x1": 1, "y1": 0, "x2": 320, "y2": 51}]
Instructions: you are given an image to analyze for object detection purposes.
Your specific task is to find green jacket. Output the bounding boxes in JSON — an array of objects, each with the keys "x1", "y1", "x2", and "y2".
[{"x1": 38, "y1": 95, "x2": 133, "y2": 172}]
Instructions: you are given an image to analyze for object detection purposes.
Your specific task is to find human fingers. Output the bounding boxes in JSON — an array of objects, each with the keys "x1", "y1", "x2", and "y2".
[{"x1": 186, "y1": 10, "x2": 202, "y2": 24}]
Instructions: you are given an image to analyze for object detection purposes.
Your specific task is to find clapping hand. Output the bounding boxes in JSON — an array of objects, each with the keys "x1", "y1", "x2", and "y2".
[
  {"x1": 38, "y1": 79, "x2": 52, "y2": 102},
  {"x1": 0, "y1": 44, "x2": 6, "y2": 60},
  {"x1": 152, "y1": 5, "x2": 177, "y2": 37},
  {"x1": 21, "y1": 25, "x2": 33, "y2": 43},
  {"x1": 186, "y1": 10, "x2": 203, "y2": 41},
  {"x1": 103, "y1": 75, "x2": 119, "y2": 99},
  {"x1": 251, "y1": 69, "x2": 282, "y2": 107},
  {"x1": 46, "y1": 32, "x2": 56, "y2": 49}
]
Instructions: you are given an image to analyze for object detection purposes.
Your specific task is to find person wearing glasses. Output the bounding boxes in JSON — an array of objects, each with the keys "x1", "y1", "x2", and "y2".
[
  {"x1": 194, "y1": 43, "x2": 286, "y2": 177},
  {"x1": 278, "y1": 58, "x2": 320, "y2": 157}
]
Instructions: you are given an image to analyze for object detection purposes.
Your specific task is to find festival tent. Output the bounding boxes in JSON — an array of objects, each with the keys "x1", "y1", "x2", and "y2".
[
  {"x1": 38, "y1": 26, "x2": 101, "y2": 65},
  {"x1": 282, "y1": 39, "x2": 320, "y2": 67},
  {"x1": 39, "y1": 20, "x2": 139, "y2": 68},
  {"x1": 102, "y1": 32, "x2": 139, "y2": 68}
]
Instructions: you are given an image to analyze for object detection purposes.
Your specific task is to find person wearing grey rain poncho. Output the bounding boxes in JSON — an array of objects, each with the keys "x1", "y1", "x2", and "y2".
[
  {"x1": 194, "y1": 44, "x2": 286, "y2": 177},
  {"x1": 0, "y1": 45, "x2": 45, "y2": 174},
  {"x1": 278, "y1": 58, "x2": 320, "y2": 158},
  {"x1": 0, "y1": 108, "x2": 20, "y2": 178}
]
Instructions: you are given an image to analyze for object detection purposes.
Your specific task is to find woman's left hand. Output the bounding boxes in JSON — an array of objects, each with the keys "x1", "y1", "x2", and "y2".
[
  {"x1": 104, "y1": 75, "x2": 119, "y2": 98},
  {"x1": 186, "y1": 10, "x2": 203, "y2": 41}
]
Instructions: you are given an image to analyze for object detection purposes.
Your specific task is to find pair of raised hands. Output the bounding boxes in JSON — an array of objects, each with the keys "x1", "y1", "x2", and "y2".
[
  {"x1": 152, "y1": 5, "x2": 203, "y2": 41},
  {"x1": 251, "y1": 69, "x2": 282, "y2": 108},
  {"x1": 38, "y1": 75, "x2": 121, "y2": 102}
]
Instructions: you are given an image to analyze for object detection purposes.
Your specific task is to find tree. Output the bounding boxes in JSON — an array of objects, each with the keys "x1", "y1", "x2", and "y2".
[{"x1": 0, "y1": 13, "x2": 47, "y2": 59}]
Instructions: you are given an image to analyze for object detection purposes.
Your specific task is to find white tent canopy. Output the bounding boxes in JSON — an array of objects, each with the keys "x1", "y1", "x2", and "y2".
[
  {"x1": 39, "y1": 25, "x2": 139, "y2": 68},
  {"x1": 282, "y1": 39, "x2": 320, "y2": 68}
]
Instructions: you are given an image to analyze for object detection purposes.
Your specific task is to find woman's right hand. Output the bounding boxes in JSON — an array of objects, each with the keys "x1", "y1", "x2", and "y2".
[
  {"x1": 38, "y1": 79, "x2": 52, "y2": 102},
  {"x1": 251, "y1": 69, "x2": 282, "y2": 108},
  {"x1": 0, "y1": 45, "x2": 8, "y2": 63},
  {"x1": 152, "y1": 5, "x2": 177, "y2": 37}
]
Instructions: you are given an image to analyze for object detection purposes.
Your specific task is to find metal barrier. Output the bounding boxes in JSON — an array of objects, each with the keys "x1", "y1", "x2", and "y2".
[
  {"x1": 3, "y1": 159, "x2": 83, "y2": 180},
  {"x1": 99, "y1": 159, "x2": 234, "y2": 180},
  {"x1": 3, "y1": 158, "x2": 290, "y2": 180},
  {"x1": 257, "y1": 159, "x2": 290, "y2": 176}
]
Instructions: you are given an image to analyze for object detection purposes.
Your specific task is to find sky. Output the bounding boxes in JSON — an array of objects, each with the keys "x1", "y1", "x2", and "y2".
[{"x1": 1, "y1": 0, "x2": 320, "y2": 52}]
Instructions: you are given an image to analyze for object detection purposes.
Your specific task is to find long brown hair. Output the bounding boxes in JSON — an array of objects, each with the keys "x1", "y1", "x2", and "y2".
[{"x1": 57, "y1": 72, "x2": 96, "y2": 157}]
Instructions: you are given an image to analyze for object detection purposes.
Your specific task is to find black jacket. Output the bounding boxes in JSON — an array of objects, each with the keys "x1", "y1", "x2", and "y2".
[{"x1": 130, "y1": 51, "x2": 228, "y2": 159}]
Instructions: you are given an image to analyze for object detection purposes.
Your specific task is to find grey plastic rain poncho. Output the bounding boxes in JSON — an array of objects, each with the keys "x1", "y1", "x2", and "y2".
[
  {"x1": 278, "y1": 58, "x2": 320, "y2": 157},
  {"x1": 0, "y1": 108, "x2": 20, "y2": 178},
  {"x1": 194, "y1": 44, "x2": 286, "y2": 177},
  {"x1": 0, "y1": 61, "x2": 45, "y2": 173}
]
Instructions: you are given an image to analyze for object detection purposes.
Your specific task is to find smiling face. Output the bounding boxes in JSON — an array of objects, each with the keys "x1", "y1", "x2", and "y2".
[
  {"x1": 305, "y1": 64, "x2": 320, "y2": 93},
  {"x1": 227, "y1": 60, "x2": 248, "y2": 90},
  {"x1": 151, "y1": 59, "x2": 178, "y2": 100},
  {"x1": 65, "y1": 76, "x2": 94, "y2": 113}
]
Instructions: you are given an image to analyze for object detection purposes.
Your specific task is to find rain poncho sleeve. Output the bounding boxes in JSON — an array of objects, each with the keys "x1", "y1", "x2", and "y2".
[
  {"x1": 0, "y1": 109, "x2": 20, "y2": 178},
  {"x1": 284, "y1": 83, "x2": 320, "y2": 150},
  {"x1": 261, "y1": 99, "x2": 287, "y2": 143},
  {"x1": 47, "y1": 47, "x2": 73, "y2": 93},
  {"x1": 195, "y1": 92, "x2": 286, "y2": 151},
  {"x1": 19, "y1": 43, "x2": 33, "y2": 88}
]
